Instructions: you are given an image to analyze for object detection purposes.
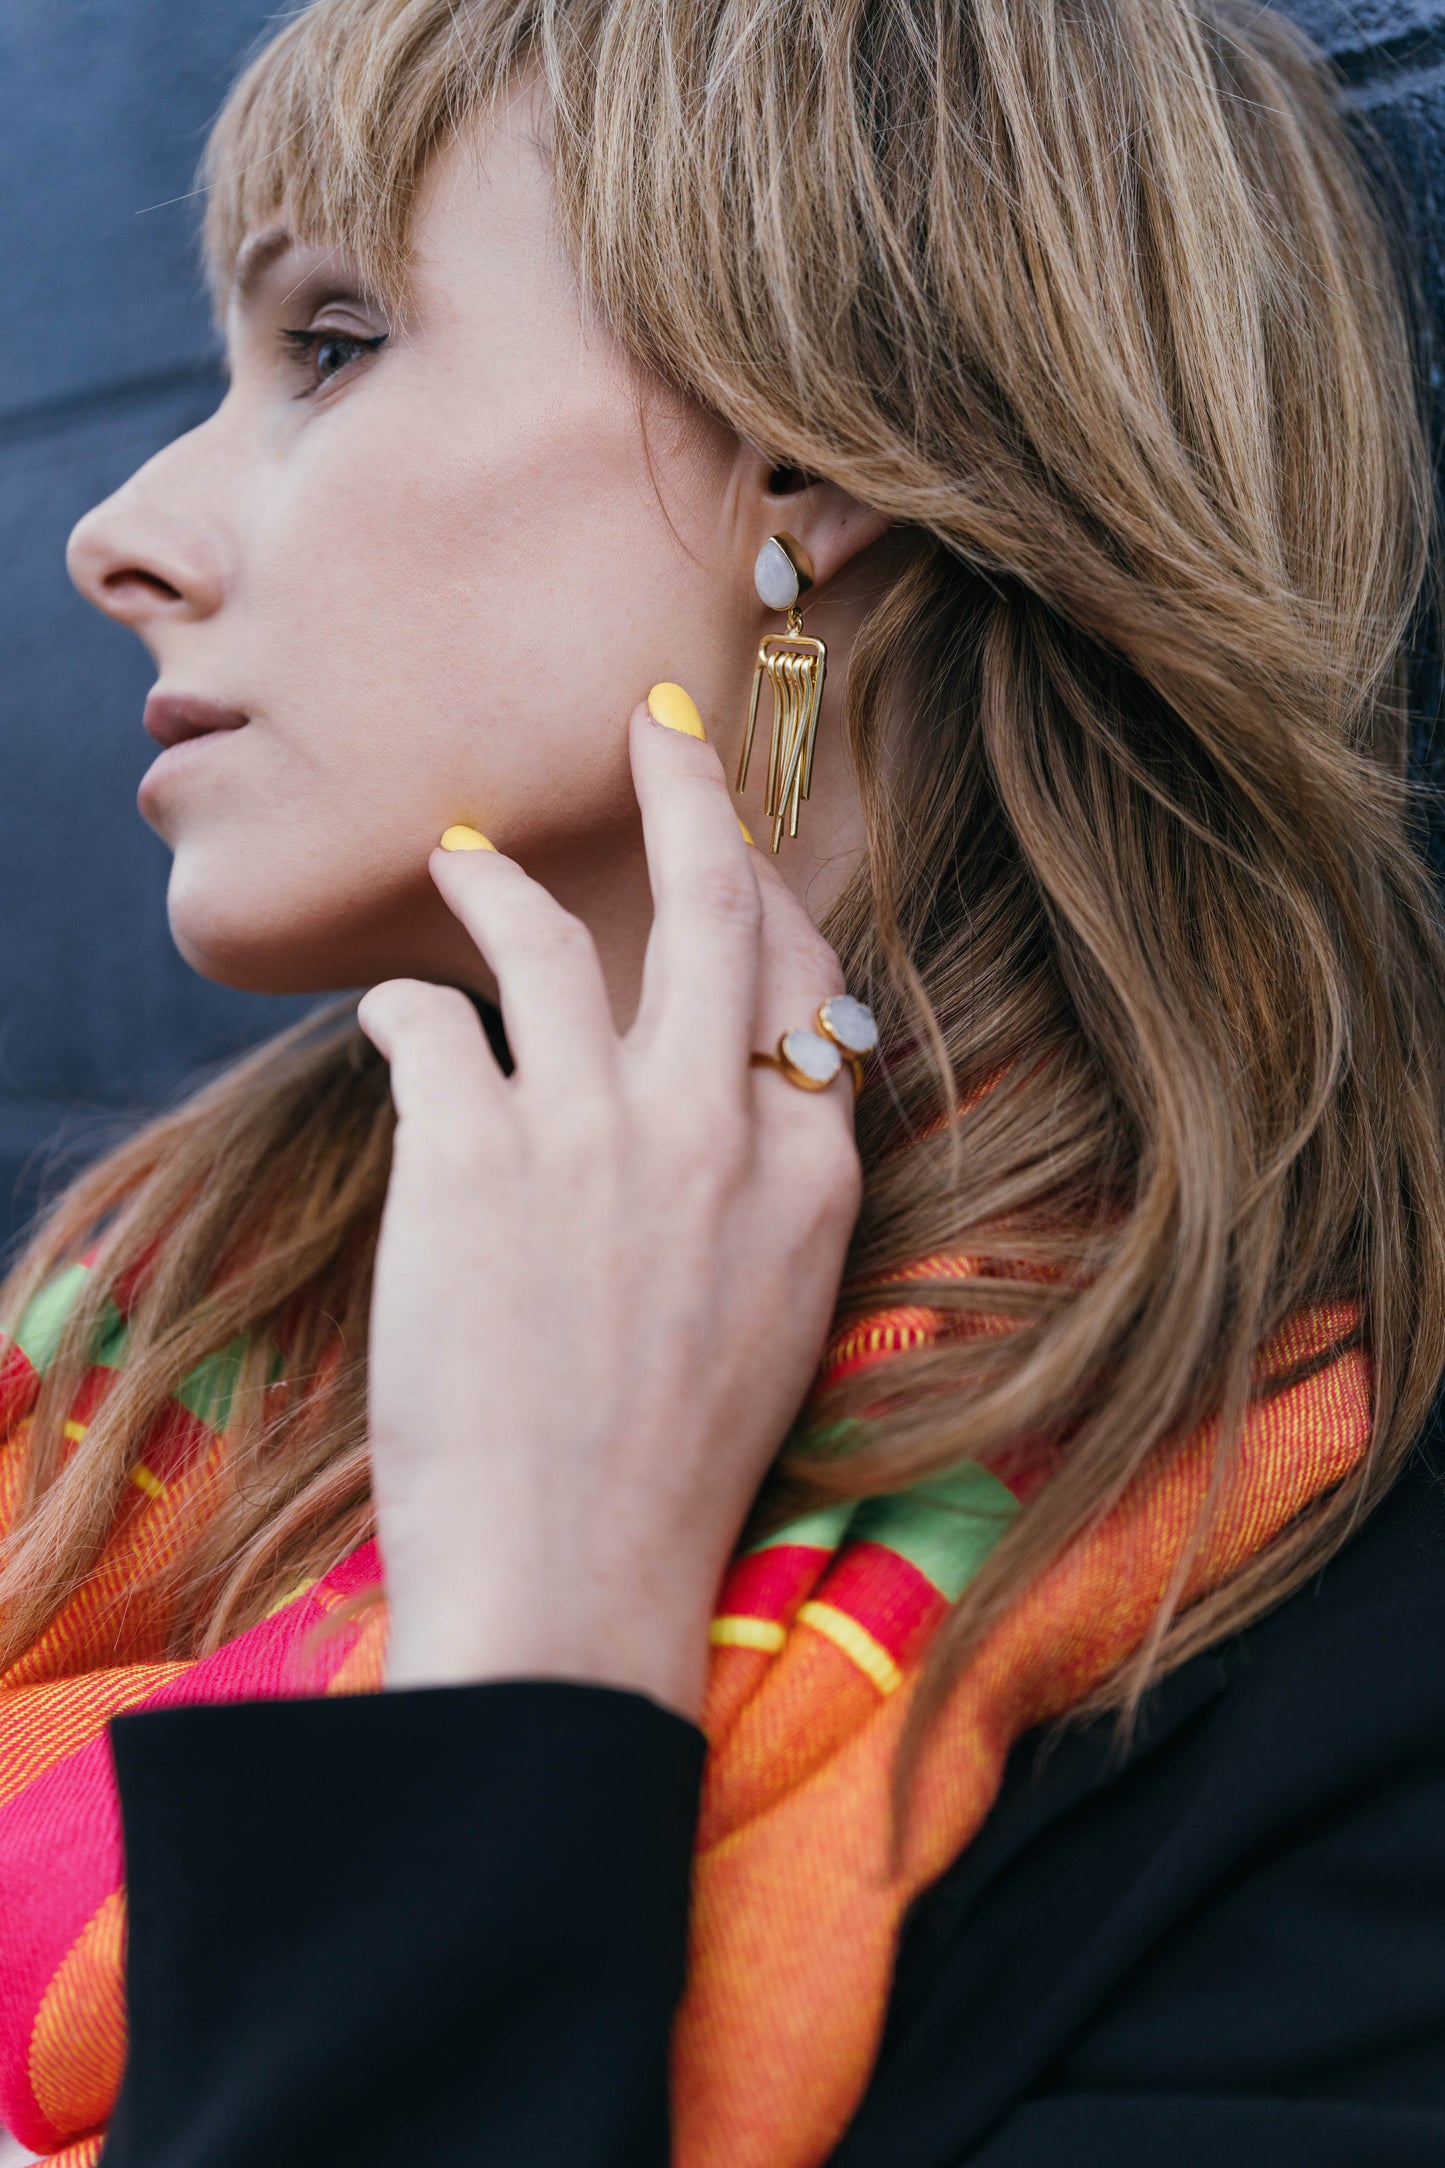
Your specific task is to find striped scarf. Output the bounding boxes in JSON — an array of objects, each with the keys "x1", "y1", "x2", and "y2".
[{"x1": 0, "y1": 1255, "x2": 1369, "y2": 2167}]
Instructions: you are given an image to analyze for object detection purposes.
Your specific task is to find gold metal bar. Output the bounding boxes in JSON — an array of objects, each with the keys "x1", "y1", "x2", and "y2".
[
  {"x1": 765, "y1": 651, "x2": 785, "y2": 820},
  {"x1": 774, "y1": 658, "x2": 801, "y2": 851},
  {"x1": 744, "y1": 632, "x2": 828, "y2": 850},
  {"x1": 800, "y1": 647, "x2": 826, "y2": 800},
  {"x1": 774, "y1": 657, "x2": 805, "y2": 844},
  {"x1": 775, "y1": 654, "x2": 797, "y2": 841},
  {"x1": 737, "y1": 641, "x2": 769, "y2": 795}
]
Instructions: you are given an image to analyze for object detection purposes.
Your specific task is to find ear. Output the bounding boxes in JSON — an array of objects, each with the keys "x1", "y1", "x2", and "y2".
[{"x1": 739, "y1": 449, "x2": 892, "y2": 599}]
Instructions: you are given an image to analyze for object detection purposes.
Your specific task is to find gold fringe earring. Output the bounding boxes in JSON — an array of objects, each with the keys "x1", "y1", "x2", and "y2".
[{"x1": 736, "y1": 534, "x2": 827, "y2": 852}]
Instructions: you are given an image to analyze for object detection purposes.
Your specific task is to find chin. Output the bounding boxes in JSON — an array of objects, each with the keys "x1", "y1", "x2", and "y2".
[
  {"x1": 165, "y1": 862, "x2": 352, "y2": 996},
  {"x1": 168, "y1": 915, "x2": 346, "y2": 998},
  {"x1": 162, "y1": 843, "x2": 475, "y2": 998}
]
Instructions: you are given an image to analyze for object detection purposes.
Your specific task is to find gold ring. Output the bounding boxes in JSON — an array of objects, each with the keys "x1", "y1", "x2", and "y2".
[{"x1": 749, "y1": 997, "x2": 878, "y2": 1098}]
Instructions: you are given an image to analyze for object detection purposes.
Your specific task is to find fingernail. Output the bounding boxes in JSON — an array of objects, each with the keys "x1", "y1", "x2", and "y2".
[
  {"x1": 647, "y1": 682, "x2": 706, "y2": 739},
  {"x1": 439, "y1": 824, "x2": 496, "y2": 852},
  {"x1": 737, "y1": 817, "x2": 755, "y2": 845}
]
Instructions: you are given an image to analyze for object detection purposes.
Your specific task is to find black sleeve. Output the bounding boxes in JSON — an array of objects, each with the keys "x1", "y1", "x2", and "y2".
[
  {"x1": 101, "y1": 1681, "x2": 706, "y2": 2168},
  {"x1": 970, "y1": 1621, "x2": 1445, "y2": 2166},
  {"x1": 964, "y1": 2096, "x2": 1445, "y2": 2166}
]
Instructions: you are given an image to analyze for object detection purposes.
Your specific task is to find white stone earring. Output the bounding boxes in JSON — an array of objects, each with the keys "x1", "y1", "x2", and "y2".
[{"x1": 736, "y1": 533, "x2": 828, "y2": 852}]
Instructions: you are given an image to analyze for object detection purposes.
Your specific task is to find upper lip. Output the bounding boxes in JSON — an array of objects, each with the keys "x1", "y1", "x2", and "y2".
[{"x1": 143, "y1": 691, "x2": 250, "y2": 748}]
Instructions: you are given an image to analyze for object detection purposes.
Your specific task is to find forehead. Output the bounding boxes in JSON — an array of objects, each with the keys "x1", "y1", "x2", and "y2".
[
  {"x1": 408, "y1": 112, "x2": 559, "y2": 285},
  {"x1": 199, "y1": 0, "x2": 545, "y2": 309},
  {"x1": 224, "y1": 96, "x2": 556, "y2": 325},
  {"x1": 207, "y1": 52, "x2": 555, "y2": 316}
]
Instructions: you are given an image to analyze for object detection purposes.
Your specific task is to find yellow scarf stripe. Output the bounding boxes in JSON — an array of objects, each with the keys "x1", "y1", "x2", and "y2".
[
  {"x1": 796, "y1": 1600, "x2": 903, "y2": 1695},
  {"x1": 711, "y1": 1616, "x2": 786, "y2": 1653}
]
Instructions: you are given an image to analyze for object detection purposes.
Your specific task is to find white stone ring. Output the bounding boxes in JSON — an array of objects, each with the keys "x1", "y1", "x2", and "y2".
[{"x1": 749, "y1": 995, "x2": 879, "y2": 1098}]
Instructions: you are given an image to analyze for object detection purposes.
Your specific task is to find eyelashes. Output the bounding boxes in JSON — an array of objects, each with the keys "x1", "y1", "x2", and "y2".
[{"x1": 278, "y1": 326, "x2": 388, "y2": 394}]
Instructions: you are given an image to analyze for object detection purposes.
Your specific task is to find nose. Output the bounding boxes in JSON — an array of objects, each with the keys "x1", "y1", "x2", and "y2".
[{"x1": 67, "y1": 424, "x2": 228, "y2": 638}]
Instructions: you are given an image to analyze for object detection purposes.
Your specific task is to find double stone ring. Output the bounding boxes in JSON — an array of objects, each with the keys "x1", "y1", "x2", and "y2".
[{"x1": 750, "y1": 995, "x2": 879, "y2": 1098}]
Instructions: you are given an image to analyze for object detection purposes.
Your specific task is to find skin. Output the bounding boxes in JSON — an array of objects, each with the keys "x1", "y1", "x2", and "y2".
[{"x1": 65, "y1": 96, "x2": 890, "y2": 1720}]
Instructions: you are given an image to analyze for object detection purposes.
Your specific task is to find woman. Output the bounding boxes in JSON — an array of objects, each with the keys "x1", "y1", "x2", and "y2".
[{"x1": 2, "y1": 0, "x2": 1444, "y2": 2160}]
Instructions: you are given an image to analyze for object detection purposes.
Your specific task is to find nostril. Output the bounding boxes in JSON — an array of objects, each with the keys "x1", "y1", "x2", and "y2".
[{"x1": 101, "y1": 568, "x2": 184, "y2": 607}]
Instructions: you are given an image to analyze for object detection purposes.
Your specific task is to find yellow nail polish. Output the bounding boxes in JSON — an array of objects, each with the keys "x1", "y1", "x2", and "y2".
[
  {"x1": 737, "y1": 817, "x2": 755, "y2": 845},
  {"x1": 647, "y1": 682, "x2": 706, "y2": 739},
  {"x1": 439, "y1": 824, "x2": 496, "y2": 852}
]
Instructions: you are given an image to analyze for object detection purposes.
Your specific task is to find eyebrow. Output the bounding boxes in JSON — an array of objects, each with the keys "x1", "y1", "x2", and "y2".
[{"x1": 231, "y1": 226, "x2": 296, "y2": 307}]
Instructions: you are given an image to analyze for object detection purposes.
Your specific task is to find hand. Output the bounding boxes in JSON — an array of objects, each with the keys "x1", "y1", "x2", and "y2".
[{"x1": 356, "y1": 698, "x2": 863, "y2": 1721}]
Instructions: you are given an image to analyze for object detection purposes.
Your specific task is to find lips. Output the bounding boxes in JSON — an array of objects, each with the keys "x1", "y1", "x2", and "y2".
[{"x1": 142, "y1": 691, "x2": 249, "y2": 749}]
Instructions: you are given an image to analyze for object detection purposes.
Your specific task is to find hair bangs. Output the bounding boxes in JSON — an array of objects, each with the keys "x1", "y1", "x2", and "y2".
[{"x1": 199, "y1": 0, "x2": 542, "y2": 315}]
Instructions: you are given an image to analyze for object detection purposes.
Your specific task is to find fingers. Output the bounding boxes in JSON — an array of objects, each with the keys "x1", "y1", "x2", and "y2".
[
  {"x1": 428, "y1": 845, "x2": 616, "y2": 1097},
  {"x1": 404, "y1": 689, "x2": 859, "y2": 1157},
  {"x1": 749, "y1": 846, "x2": 848, "y2": 1036},
  {"x1": 747, "y1": 849, "x2": 859, "y2": 1143},
  {"x1": 357, "y1": 979, "x2": 507, "y2": 1136},
  {"x1": 629, "y1": 686, "x2": 860, "y2": 1139},
  {"x1": 629, "y1": 693, "x2": 762, "y2": 1095}
]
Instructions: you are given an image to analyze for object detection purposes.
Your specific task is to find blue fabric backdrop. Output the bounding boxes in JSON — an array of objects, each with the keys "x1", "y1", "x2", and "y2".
[
  {"x1": 0, "y1": 2, "x2": 313, "y2": 1252},
  {"x1": 1, "y1": 0, "x2": 1444, "y2": 1253}
]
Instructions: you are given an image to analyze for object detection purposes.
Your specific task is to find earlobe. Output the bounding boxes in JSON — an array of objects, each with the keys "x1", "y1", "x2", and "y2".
[{"x1": 754, "y1": 461, "x2": 891, "y2": 597}]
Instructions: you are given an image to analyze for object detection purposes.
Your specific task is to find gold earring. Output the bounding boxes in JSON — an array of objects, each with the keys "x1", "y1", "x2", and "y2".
[{"x1": 736, "y1": 533, "x2": 828, "y2": 853}]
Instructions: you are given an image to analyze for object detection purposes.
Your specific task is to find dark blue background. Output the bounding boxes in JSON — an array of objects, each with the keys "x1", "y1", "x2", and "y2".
[
  {"x1": 0, "y1": 1, "x2": 313, "y2": 1252},
  {"x1": 2, "y1": 0, "x2": 1444, "y2": 1253}
]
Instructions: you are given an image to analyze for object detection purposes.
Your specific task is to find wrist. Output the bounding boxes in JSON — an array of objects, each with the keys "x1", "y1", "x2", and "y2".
[{"x1": 382, "y1": 1577, "x2": 714, "y2": 1723}]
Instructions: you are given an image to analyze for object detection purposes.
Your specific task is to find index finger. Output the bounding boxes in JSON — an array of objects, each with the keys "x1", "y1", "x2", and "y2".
[{"x1": 628, "y1": 687, "x2": 763, "y2": 1093}]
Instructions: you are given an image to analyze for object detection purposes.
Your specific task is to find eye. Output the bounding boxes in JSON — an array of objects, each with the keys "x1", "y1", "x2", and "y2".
[{"x1": 279, "y1": 326, "x2": 388, "y2": 393}]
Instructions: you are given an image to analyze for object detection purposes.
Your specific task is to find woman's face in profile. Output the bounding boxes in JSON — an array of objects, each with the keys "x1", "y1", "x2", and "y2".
[{"x1": 66, "y1": 102, "x2": 754, "y2": 1001}]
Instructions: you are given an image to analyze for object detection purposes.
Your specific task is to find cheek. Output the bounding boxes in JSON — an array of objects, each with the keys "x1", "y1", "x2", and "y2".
[
  {"x1": 155, "y1": 386, "x2": 728, "y2": 993},
  {"x1": 241, "y1": 398, "x2": 680, "y2": 855}
]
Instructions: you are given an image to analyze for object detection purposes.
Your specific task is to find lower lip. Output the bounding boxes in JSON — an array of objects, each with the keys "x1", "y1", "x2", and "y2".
[{"x1": 138, "y1": 727, "x2": 248, "y2": 802}]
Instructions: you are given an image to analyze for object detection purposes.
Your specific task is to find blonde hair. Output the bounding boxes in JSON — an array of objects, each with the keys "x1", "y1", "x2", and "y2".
[{"x1": 5, "y1": 0, "x2": 1444, "y2": 1736}]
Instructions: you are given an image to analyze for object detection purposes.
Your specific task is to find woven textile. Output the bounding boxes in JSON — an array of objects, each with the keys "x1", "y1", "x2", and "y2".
[{"x1": 0, "y1": 1258, "x2": 1369, "y2": 2167}]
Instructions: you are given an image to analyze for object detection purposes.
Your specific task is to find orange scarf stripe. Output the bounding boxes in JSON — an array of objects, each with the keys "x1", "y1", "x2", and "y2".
[{"x1": 0, "y1": 1670, "x2": 188, "y2": 1816}]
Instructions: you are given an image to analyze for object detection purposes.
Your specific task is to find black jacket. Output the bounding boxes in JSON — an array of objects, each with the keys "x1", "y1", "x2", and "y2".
[{"x1": 101, "y1": 1438, "x2": 1445, "y2": 2167}]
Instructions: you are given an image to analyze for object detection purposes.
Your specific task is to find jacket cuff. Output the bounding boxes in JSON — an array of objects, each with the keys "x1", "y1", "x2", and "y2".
[{"x1": 105, "y1": 1680, "x2": 706, "y2": 2167}]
